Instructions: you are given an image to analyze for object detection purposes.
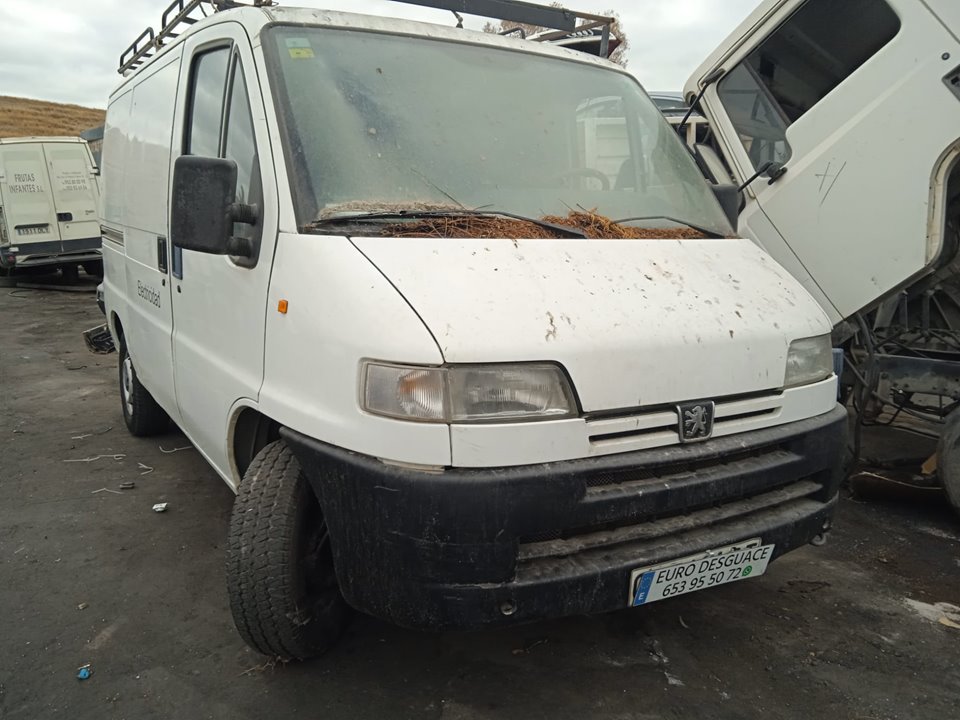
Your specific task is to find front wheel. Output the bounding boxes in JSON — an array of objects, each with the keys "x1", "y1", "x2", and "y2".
[
  {"x1": 226, "y1": 440, "x2": 349, "y2": 660},
  {"x1": 118, "y1": 344, "x2": 169, "y2": 436}
]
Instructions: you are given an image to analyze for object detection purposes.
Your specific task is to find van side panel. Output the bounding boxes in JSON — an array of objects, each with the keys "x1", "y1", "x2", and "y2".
[
  {"x1": 113, "y1": 53, "x2": 184, "y2": 420},
  {"x1": 0, "y1": 145, "x2": 61, "y2": 247}
]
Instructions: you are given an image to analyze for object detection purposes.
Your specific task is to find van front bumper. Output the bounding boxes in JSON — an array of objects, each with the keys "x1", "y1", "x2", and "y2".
[
  {"x1": 283, "y1": 404, "x2": 846, "y2": 631},
  {"x1": 0, "y1": 237, "x2": 101, "y2": 269}
]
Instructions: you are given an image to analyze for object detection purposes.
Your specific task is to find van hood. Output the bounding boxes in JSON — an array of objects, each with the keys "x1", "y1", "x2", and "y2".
[{"x1": 352, "y1": 236, "x2": 830, "y2": 412}]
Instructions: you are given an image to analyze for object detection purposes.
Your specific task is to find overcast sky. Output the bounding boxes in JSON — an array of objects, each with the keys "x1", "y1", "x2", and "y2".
[{"x1": 0, "y1": 0, "x2": 760, "y2": 108}]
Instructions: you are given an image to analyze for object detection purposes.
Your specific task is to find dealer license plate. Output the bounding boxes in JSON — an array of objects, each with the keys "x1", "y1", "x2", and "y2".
[{"x1": 629, "y1": 539, "x2": 775, "y2": 607}]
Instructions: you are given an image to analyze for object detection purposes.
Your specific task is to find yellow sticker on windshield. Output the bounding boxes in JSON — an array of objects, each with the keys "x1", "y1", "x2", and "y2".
[{"x1": 285, "y1": 38, "x2": 314, "y2": 59}]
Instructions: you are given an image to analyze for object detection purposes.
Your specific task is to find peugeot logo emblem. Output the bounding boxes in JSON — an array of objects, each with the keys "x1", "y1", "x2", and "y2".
[{"x1": 677, "y1": 401, "x2": 715, "y2": 443}]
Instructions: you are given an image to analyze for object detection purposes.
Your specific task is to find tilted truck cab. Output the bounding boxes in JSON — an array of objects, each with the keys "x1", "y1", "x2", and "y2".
[
  {"x1": 101, "y1": 0, "x2": 845, "y2": 660},
  {"x1": 687, "y1": 0, "x2": 960, "y2": 511}
]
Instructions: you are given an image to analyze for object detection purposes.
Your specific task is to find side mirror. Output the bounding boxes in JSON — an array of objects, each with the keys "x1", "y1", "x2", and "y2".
[
  {"x1": 171, "y1": 156, "x2": 257, "y2": 257},
  {"x1": 763, "y1": 161, "x2": 788, "y2": 182},
  {"x1": 710, "y1": 184, "x2": 740, "y2": 232}
]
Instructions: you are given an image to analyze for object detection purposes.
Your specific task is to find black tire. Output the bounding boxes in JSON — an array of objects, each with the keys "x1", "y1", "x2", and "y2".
[
  {"x1": 82, "y1": 260, "x2": 104, "y2": 278},
  {"x1": 118, "y1": 343, "x2": 169, "y2": 436},
  {"x1": 227, "y1": 440, "x2": 348, "y2": 660},
  {"x1": 61, "y1": 263, "x2": 80, "y2": 283},
  {"x1": 937, "y1": 411, "x2": 960, "y2": 515}
]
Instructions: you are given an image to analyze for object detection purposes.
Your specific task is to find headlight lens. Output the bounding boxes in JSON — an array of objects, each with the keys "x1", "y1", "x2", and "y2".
[
  {"x1": 362, "y1": 362, "x2": 578, "y2": 423},
  {"x1": 784, "y1": 335, "x2": 834, "y2": 388}
]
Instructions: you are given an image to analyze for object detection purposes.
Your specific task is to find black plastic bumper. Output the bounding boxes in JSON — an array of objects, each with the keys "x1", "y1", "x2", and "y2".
[
  {"x1": 284, "y1": 404, "x2": 847, "y2": 631},
  {"x1": 0, "y1": 236, "x2": 101, "y2": 268}
]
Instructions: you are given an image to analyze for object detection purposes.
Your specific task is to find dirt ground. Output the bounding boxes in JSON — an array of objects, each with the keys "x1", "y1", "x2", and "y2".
[{"x1": 1, "y1": 285, "x2": 959, "y2": 720}]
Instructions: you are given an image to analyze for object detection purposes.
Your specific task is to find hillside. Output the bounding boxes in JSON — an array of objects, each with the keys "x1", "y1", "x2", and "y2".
[{"x1": 0, "y1": 96, "x2": 105, "y2": 139}]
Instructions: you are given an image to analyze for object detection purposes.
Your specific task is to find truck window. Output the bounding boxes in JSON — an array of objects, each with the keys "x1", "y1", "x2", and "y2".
[
  {"x1": 185, "y1": 47, "x2": 230, "y2": 157},
  {"x1": 223, "y1": 57, "x2": 258, "y2": 241},
  {"x1": 717, "y1": 0, "x2": 900, "y2": 168}
]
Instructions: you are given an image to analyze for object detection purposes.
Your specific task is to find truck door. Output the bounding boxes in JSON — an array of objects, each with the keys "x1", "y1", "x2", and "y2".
[
  {"x1": 696, "y1": 0, "x2": 960, "y2": 323},
  {"x1": 170, "y1": 25, "x2": 277, "y2": 479},
  {"x1": 0, "y1": 143, "x2": 61, "y2": 251},
  {"x1": 117, "y1": 54, "x2": 183, "y2": 419},
  {"x1": 44, "y1": 142, "x2": 100, "y2": 244}
]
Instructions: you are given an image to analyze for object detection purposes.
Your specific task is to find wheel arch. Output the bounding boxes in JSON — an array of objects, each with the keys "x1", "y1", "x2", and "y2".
[{"x1": 229, "y1": 403, "x2": 283, "y2": 483}]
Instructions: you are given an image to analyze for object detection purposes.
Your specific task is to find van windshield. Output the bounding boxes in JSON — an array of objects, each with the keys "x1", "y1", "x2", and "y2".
[{"x1": 264, "y1": 26, "x2": 731, "y2": 237}]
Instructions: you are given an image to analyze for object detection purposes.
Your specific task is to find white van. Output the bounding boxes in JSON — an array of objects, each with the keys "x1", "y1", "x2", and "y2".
[
  {"x1": 0, "y1": 137, "x2": 102, "y2": 280},
  {"x1": 685, "y1": 0, "x2": 960, "y2": 509},
  {"x1": 102, "y1": 0, "x2": 845, "y2": 660}
]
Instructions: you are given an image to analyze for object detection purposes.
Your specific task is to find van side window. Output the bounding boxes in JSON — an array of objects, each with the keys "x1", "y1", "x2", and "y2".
[
  {"x1": 224, "y1": 58, "x2": 258, "y2": 240},
  {"x1": 717, "y1": 0, "x2": 900, "y2": 168},
  {"x1": 185, "y1": 47, "x2": 230, "y2": 157}
]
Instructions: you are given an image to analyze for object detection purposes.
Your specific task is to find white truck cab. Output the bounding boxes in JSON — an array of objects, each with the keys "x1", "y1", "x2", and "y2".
[
  {"x1": 0, "y1": 137, "x2": 102, "y2": 279},
  {"x1": 102, "y1": 0, "x2": 845, "y2": 660},
  {"x1": 686, "y1": 0, "x2": 960, "y2": 510}
]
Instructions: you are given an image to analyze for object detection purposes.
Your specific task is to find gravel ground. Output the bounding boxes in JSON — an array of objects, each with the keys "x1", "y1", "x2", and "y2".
[{"x1": 1, "y1": 284, "x2": 959, "y2": 720}]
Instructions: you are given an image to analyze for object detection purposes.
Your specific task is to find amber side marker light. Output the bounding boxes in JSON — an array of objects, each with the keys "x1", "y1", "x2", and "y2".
[{"x1": 278, "y1": 299, "x2": 289, "y2": 314}]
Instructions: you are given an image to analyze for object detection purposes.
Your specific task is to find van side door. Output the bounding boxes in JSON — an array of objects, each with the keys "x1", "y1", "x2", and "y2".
[
  {"x1": 170, "y1": 24, "x2": 277, "y2": 481},
  {"x1": 107, "y1": 52, "x2": 184, "y2": 420}
]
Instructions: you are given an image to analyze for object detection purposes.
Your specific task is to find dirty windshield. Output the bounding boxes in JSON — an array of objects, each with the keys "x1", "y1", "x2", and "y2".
[{"x1": 264, "y1": 26, "x2": 731, "y2": 237}]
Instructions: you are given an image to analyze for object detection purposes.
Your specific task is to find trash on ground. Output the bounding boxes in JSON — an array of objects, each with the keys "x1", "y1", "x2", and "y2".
[
  {"x1": 159, "y1": 446, "x2": 192, "y2": 454},
  {"x1": 138, "y1": 463, "x2": 154, "y2": 476},
  {"x1": 91, "y1": 488, "x2": 122, "y2": 495},
  {"x1": 64, "y1": 454, "x2": 126, "y2": 463},
  {"x1": 77, "y1": 664, "x2": 91, "y2": 680},
  {"x1": 119, "y1": 482, "x2": 136, "y2": 490},
  {"x1": 152, "y1": 503, "x2": 169, "y2": 513},
  {"x1": 83, "y1": 324, "x2": 116, "y2": 354},
  {"x1": 77, "y1": 603, "x2": 88, "y2": 611}
]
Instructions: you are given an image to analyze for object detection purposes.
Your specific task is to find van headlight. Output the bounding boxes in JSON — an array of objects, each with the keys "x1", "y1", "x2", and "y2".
[
  {"x1": 784, "y1": 335, "x2": 834, "y2": 389},
  {"x1": 362, "y1": 362, "x2": 578, "y2": 423}
]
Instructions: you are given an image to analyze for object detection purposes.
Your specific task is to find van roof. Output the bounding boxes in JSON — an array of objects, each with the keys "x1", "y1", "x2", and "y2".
[
  {"x1": 0, "y1": 136, "x2": 87, "y2": 145},
  {"x1": 683, "y1": 0, "x2": 790, "y2": 102},
  {"x1": 115, "y1": 3, "x2": 623, "y2": 95}
]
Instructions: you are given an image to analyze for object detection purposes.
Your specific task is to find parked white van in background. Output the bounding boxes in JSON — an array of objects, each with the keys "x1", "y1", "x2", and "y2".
[
  {"x1": 101, "y1": 0, "x2": 846, "y2": 660},
  {"x1": 0, "y1": 137, "x2": 103, "y2": 281}
]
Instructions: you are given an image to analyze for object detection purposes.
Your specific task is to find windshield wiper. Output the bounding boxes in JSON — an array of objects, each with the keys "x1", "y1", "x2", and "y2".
[
  {"x1": 309, "y1": 209, "x2": 587, "y2": 239},
  {"x1": 612, "y1": 215, "x2": 725, "y2": 239}
]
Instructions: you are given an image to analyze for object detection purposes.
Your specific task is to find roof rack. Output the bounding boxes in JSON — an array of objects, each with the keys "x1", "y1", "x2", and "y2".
[
  {"x1": 395, "y1": 1, "x2": 616, "y2": 57},
  {"x1": 118, "y1": 0, "x2": 274, "y2": 75},
  {"x1": 119, "y1": 0, "x2": 616, "y2": 75}
]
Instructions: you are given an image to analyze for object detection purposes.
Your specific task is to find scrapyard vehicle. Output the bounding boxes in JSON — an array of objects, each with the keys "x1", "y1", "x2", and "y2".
[
  {"x1": 101, "y1": 0, "x2": 845, "y2": 660},
  {"x1": 685, "y1": 0, "x2": 960, "y2": 512},
  {"x1": 0, "y1": 137, "x2": 103, "y2": 281}
]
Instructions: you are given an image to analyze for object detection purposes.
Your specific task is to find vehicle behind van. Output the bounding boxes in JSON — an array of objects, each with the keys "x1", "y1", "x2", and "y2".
[
  {"x1": 102, "y1": 0, "x2": 845, "y2": 660},
  {"x1": 0, "y1": 137, "x2": 102, "y2": 280}
]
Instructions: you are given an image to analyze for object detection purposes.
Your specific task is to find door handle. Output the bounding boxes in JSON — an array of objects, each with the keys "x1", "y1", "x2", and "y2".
[{"x1": 157, "y1": 236, "x2": 168, "y2": 274}]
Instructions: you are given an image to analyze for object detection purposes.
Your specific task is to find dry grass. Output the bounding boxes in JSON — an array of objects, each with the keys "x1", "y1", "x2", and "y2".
[
  {"x1": 0, "y1": 96, "x2": 105, "y2": 139},
  {"x1": 384, "y1": 210, "x2": 709, "y2": 240}
]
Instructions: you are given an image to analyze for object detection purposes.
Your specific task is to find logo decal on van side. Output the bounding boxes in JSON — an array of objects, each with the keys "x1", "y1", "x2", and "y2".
[
  {"x1": 137, "y1": 281, "x2": 162, "y2": 309},
  {"x1": 8, "y1": 173, "x2": 44, "y2": 195}
]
